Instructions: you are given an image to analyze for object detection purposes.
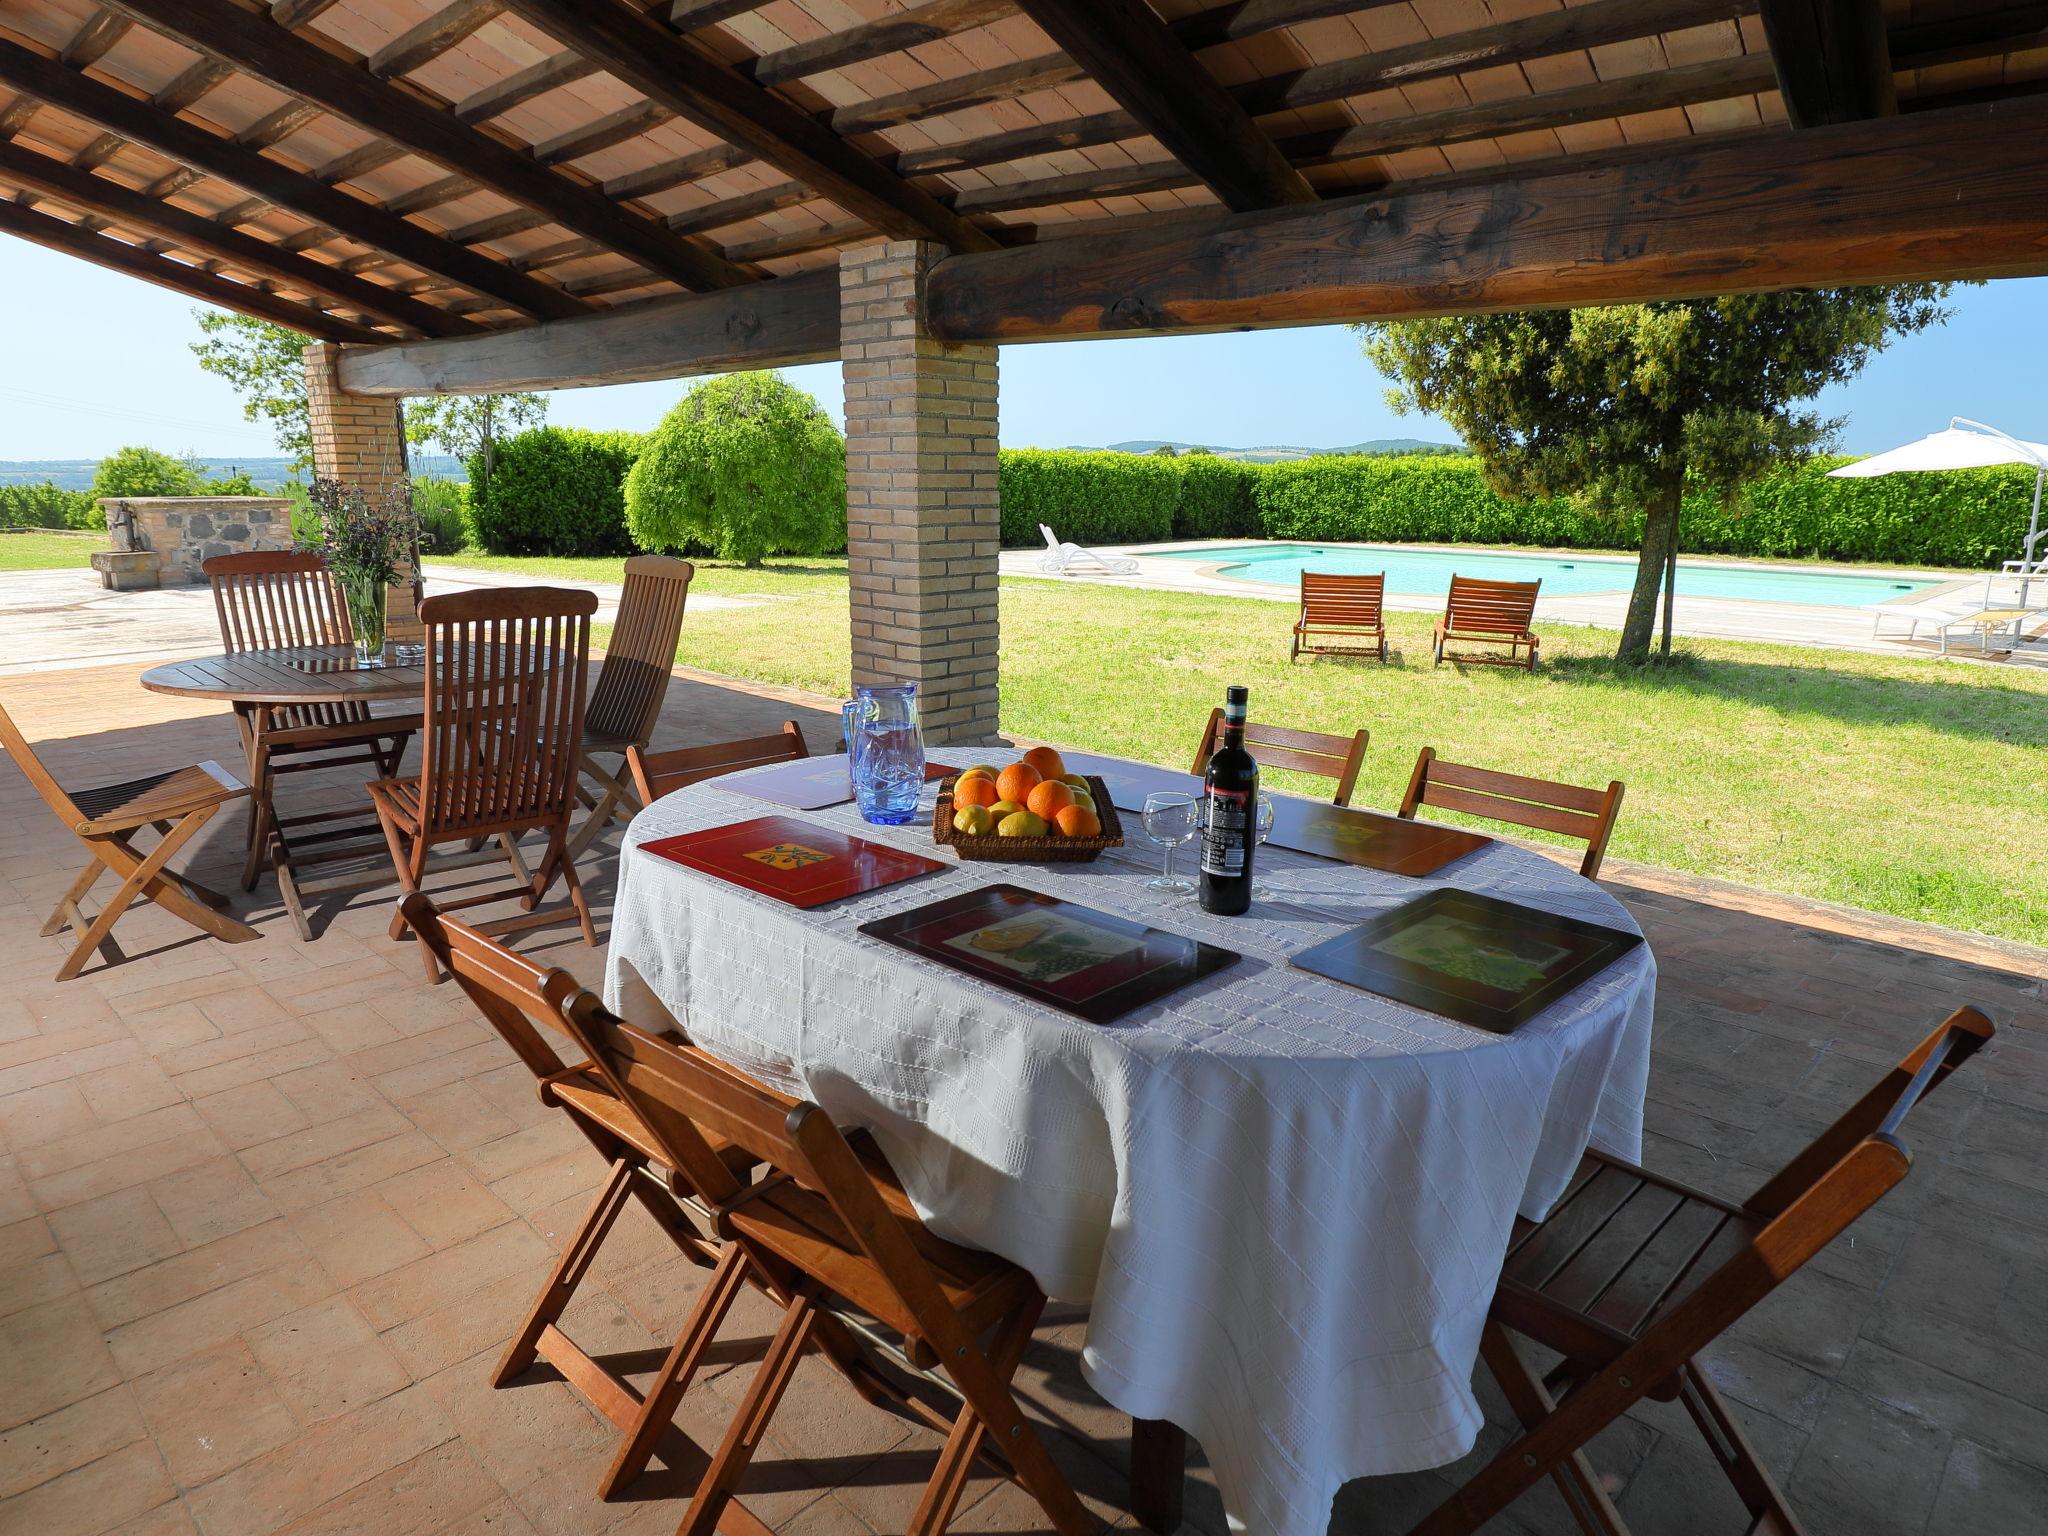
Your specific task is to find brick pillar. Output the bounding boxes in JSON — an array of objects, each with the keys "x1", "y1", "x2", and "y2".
[
  {"x1": 840, "y1": 241, "x2": 1001, "y2": 747},
  {"x1": 303, "y1": 341, "x2": 420, "y2": 642}
]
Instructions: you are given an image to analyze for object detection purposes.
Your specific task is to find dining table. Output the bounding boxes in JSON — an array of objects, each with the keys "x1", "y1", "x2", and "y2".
[{"x1": 604, "y1": 744, "x2": 1656, "y2": 1536}]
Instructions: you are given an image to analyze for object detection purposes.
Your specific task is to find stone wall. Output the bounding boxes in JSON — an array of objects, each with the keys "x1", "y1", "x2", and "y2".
[{"x1": 100, "y1": 496, "x2": 294, "y2": 587}]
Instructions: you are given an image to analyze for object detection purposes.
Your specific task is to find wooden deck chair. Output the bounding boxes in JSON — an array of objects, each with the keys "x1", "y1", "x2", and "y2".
[
  {"x1": 564, "y1": 556, "x2": 694, "y2": 863},
  {"x1": 625, "y1": 720, "x2": 809, "y2": 807},
  {"x1": 1192, "y1": 710, "x2": 1369, "y2": 806},
  {"x1": 394, "y1": 893, "x2": 769, "y2": 1498},
  {"x1": 1292, "y1": 571, "x2": 1388, "y2": 662},
  {"x1": 1, "y1": 699, "x2": 258, "y2": 981},
  {"x1": 204, "y1": 552, "x2": 418, "y2": 889},
  {"x1": 1407, "y1": 1007, "x2": 1995, "y2": 1536},
  {"x1": 1434, "y1": 575, "x2": 1541, "y2": 669},
  {"x1": 1399, "y1": 747, "x2": 1624, "y2": 878},
  {"x1": 368, "y1": 587, "x2": 597, "y2": 981},
  {"x1": 552, "y1": 985, "x2": 1096, "y2": 1536}
]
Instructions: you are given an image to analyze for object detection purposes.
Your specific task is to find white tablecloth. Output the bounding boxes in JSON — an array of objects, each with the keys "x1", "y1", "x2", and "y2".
[{"x1": 605, "y1": 749, "x2": 1654, "y2": 1536}]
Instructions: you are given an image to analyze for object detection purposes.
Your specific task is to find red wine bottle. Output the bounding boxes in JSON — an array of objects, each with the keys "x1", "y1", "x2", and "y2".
[{"x1": 1199, "y1": 685, "x2": 1257, "y2": 916}]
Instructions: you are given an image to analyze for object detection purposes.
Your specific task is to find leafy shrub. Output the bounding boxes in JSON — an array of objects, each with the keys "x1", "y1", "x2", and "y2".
[
  {"x1": 410, "y1": 475, "x2": 471, "y2": 554},
  {"x1": 199, "y1": 469, "x2": 262, "y2": 496},
  {"x1": 0, "y1": 482, "x2": 98, "y2": 530},
  {"x1": 997, "y1": 450, "x2": 1181, "y2": 547},
  {"x1": 91, "y1": 446, "x2": 201, "y2": 501},
  {"x1": 469, "y1": 426, "x2": 641, "y2": 556},
  {"x1": 1172, "y1": 455, "x2": 1261, "y2": 540},
  {"x1": 626, "y1": 372, "x2": 844, "y2": 565}
]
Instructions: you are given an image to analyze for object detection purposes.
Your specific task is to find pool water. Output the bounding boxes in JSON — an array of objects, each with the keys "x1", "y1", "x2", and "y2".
[{"x1": 1156, "y1": 543, "x2": 1937, "y2": 609}]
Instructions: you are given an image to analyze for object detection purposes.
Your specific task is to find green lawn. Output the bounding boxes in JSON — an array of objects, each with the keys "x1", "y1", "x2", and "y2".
[
  {"x1": 0, "y1": 531, "x2": 101, "y2": 569},
  {"x1": 430, "y1": 553, "x2": 2048, "y2": 947}
]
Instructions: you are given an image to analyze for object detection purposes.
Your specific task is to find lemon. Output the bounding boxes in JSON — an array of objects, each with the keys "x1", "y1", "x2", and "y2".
[
  {"x1": 957, "y1": 766, "x2": 996, "y2": 783},
  {"x1": 1060, "y1": 775, "x2": 1089, "y2": 790},
  {"x1": 1069, "y1": 789, "x2": 1096, "y2": 812},
  {"x1": 952, "y1": 805, "x2": 995, "y2": 836},
  {"x1": 997, "y1": 810, "x2": 1048, "y2": 838},
  {"x1": 989, "y1": 799, "x2": 1024, "y2": 819},
  {"x1": 967, "y1": 763, "x2": 1001, "y2": 777}
]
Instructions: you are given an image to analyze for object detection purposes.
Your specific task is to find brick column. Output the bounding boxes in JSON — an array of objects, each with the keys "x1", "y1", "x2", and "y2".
[
  {"x1": 840, "y1": 241, "x2": 1001, "y2": 746},
  {"x1": 304, "y1": 341, "x2": 420, "y2": 642}
]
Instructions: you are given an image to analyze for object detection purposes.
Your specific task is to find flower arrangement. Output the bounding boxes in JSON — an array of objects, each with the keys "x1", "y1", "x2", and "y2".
[{"x1": 301, "y1": 477, "x2": 419, "y2": 665}]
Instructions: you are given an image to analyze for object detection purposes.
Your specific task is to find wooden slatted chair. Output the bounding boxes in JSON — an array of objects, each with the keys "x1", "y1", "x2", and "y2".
[
  {"x1": 564, "y1": 555, "x2": 694, "y2": 863},
  {"x1": 624, "y1": 720, "x2": 809, "y2": 807},
  {"x1": 369, "y1": 586, "x2": 598, "y2": 981},
  {"x1": 204, "y1": 552, "x2": 418, "y2": 889},
  {"x1": 1, "y1": 699, "x2": 259, "y2": 981},
  {"x1": 1407, "y1": 1007, "x2": 1995, "y2": 1536},
  {"x1": 1292, "y1": 571, "x2": 1388, "y2": 662},
  {"x1": 552, "y1": 983, "x2": 1096, "y2": 1536},
  {"x1": 1192, "y1": 709, "x2": 1369, "y2": 806},
  {"x1": 1434, "y1": 575, "x2": 1541, "y2": 669},
  {"x1": 394, "y1": 893, "x2": 771, "y2": 1498},
  {"x1": 1399, "y1": 747, "x2": 1625, "y2": 878}
]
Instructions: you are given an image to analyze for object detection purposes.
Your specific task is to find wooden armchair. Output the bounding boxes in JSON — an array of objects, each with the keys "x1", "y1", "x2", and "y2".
[
  {"x1": 565, "y1": 555, "x2": 694, "y2": 862},
  {"x1": 1292, "y1": 570, "x2": 1388, "y2": 662},
  {"x1": 1434, "y1": 574, "x2": 1541, "y2": 669},
  {"x1": 1192, "y1": 709, "x2": 1369, "y2": 806},
  {"x1": 368, "y1": 586, "x2": 597, "y2": 980},
  {"x1": 1407, "y1": 1007, "x2": 1995, "y2": 1536},
  {"x1": 624, "y1": 720, "x2": 809, "y2": 806},
  {"x1": 204, "y1": 551, "x2": 418, "y2": 889},
  {"x1": 1399, "y1": 747, "x2": 1624, "y2": 878},
  {"x1": 1, "y1": 698, "x2": 258, "y2": 981}
]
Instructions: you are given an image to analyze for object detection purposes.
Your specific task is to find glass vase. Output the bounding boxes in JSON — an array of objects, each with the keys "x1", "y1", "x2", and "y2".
[{"x1": 339, "y1": 571, "x2": 388, "y2": 667}]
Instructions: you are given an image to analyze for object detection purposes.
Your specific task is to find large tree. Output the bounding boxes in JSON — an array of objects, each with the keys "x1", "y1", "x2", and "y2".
[{"x1": 1358, "y1": 288, "x2": 1956, "y2": 661}]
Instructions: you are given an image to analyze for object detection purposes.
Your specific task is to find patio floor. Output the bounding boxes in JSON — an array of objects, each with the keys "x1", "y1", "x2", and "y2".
[{"x1": 2, "y1": 660, "x2": 2045, "y2": 1536}]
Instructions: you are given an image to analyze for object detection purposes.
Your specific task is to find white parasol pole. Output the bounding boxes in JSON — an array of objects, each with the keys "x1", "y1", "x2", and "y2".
[{"x1": 1951, "y1": 417, "x2": 2048, "y2": 579}]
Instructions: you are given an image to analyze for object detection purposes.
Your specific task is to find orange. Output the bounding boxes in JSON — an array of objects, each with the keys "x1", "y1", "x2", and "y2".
[
  {"x1": 1026, "y1": 780, "x2": 1075, "y2": 820},
  {"x1": 995, "y1": 762, "x2": 1042, "y2": 805},
  {"x1": 952, "y1": 775, "x2": 999, "y2": 810},
  {"x1": 1020, "y1": 746, "x2": 1066, "y2": 782},
  {"x1": 1055, "y1": 804, "x2": 1102, "y2": 839}
]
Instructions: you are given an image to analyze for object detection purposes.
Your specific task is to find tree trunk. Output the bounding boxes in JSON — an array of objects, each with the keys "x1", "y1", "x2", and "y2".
[
  {"x1": 1617, "y1": 479, "x2": 1683, "y2": 662},
  {"x1": 1660, "y1": 535, "x2": 1678, "y2": 655}
]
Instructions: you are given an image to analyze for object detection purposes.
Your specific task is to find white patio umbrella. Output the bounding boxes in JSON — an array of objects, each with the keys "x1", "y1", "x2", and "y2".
[{"x1": 1829, "y1": 416, "x2": 2048, "y2": 579}]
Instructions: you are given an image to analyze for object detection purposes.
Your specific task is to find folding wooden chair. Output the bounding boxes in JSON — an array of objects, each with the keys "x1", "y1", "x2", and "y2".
[
  {"x1": 1399, "y1": 747, "x2": 1625, "y2": 878},
  {"x1": 204, "y1": 552, "x2": 418, "y2": 890},
  {"x1": 1, "y1": 699, "x2": 259, "y2": 981},
  {"x1": 1292, "y1": 570, "x2": 1388, "y2": 662},
  {"x1": 624, "y1": 720, "x2": 808, "y2": 807},
  {"x1": 564, "y1": 555, "x2": 694, "y2": 863},
  {"x1": 394, "y1": 893, "x2": 769, "y2": 1497},
  {"x1": 1434, "y1": 574, "x2": 1541, "y2": 669},
  {"x1": 553, "y1": 984, "x2": 1096, "y2": 1536},
  {"x1": 1192, "y1": 710, "x2": 1369, "y2": 806},
  {"x1": 1407, "y1": 1006, "x2": 1995, "y2": 1536},
  {"x1": 368, "y1": 586, "x2": 597, "y2": 981}
]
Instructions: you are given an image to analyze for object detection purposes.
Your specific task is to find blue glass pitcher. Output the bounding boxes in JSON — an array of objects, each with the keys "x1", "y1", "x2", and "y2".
[{"x1": 842, "y1": 683, "x2": 926, "y2": 825}]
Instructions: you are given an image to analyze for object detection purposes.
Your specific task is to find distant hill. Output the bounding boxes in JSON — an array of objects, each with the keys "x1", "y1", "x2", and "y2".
[
  {"x1": 1083, "y1": 438, "x2": 1464, "y2": 463},
  {"x1": 0, "y1": 454, "x2": 468, "y2": 492}
]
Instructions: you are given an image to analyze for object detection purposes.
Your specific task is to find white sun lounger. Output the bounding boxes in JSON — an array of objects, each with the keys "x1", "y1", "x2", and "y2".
[
  {"x1": 1872, "y1": 597, "x2": 2033, "y2": 654},
  {"x1": 1038, "y1": 524, "x2": 1140, "y2": 576}
]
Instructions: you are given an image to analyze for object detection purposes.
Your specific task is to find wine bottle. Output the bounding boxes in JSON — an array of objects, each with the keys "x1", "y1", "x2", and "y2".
[{"x1": 1199, "y1": 685, "x2": 1257, "y2": 916}]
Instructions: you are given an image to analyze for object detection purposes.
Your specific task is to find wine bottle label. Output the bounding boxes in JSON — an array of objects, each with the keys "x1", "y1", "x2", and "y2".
[{"x1": 1200, "y1": 787, "x2": 1250, "y2": 876}]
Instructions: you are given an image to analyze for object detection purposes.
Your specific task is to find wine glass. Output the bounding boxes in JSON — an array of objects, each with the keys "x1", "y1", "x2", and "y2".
[
  {"x1": 1250, "y1": 794, "x2": 1277, "y2": 902},
  {"x1": 1141, "y1": 791, "x2": 1197, "y2": 894}
]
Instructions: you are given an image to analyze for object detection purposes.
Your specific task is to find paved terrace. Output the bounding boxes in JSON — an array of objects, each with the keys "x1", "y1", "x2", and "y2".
[{"x1": 2, "y1": 660, "x2": 2045, "y2": 1536}]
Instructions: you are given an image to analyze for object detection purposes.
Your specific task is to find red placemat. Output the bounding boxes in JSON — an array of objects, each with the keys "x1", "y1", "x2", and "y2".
[{"x1": 640, "y1": 815, "x2": 945, "y2": 909}]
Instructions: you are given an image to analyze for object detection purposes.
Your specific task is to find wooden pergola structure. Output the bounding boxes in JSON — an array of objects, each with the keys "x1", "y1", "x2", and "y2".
[{"x1": 6, "y1": 0, "x2": 2048, "y2": 740}]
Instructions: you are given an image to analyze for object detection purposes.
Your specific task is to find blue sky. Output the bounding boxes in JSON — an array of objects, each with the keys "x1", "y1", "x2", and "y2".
[{"x1": 4, "y1": 232, "x2": 2046, "y2": 462}]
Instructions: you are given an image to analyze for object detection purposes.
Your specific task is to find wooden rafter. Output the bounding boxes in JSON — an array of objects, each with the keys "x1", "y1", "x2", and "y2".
[
  {"x1": 496, "y1": 0, "x2": 997, "y2": 251},
  {"x1": 668, "y1": 0, "x2": 763, "y2": 30},
  {"x1": 1168, "y1": 0, "x2": 1414, "y2": 52},
  {"x1": 1758, "y1": 0, "x2": 1896, "y2": 127},
  {"x1": 1892, "y1": 4, "x2": 2048, "y2": 71},
  {"x1": 62, "y1": 11, "x2": 134, "y2": 68},
  {"x1": 1010, "y1": 0, "x2": 1312, "y2": 210},
  {"x1": 452, "y1": 51, "x2": 594, "y2": 122},
  {"x1": 749, "y1": 0, "x2": 1015, "y2": 88},
  {"x1": 368, "y1": 0, "x2": 505, "y2": 78},
  {"x1": 0, "y1": 35, "x2": 585, "y2": 320},
  {"x1": 665, "y1": 180, "x2": 810, "y2": 236},
  {"x1": 0, "y1": 195, "x2": 386, "y2": 341},
  {"x1": 101, "y1": 0, "x2": 756, "y2": 292},
  {"x1": 0, "y1": 137, "x2": 475, "y2": 336},
  {"x1": 828, "y1": 53, "x2": 1083, "y2": 136}
]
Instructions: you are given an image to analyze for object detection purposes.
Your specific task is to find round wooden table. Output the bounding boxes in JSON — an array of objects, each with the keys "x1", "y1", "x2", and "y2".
[{"x1": 140, "y1": 645, "x2": 426, "y2": 707}]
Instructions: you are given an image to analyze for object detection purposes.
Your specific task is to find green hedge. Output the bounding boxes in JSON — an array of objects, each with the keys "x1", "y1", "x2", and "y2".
[
  {"x1": 0, "y1": 482, "x2": 99, "y2": 530},
  {"x1": 468, "y1": 427, "x2": 641, "y2": 556},
  {"x1": 997, "y1": 450, "x2": 1183, "y2": 547}
]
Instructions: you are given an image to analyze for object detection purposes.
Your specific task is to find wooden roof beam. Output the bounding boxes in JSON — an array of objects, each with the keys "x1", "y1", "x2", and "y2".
[
  {"x1": 0, "y1": 194, "x2": 387, "y2": 341},
  {"x1": 0, "y1": 34, "x2": 585, "y2": 319},
  {"x1": 368, "y1": 0, "x2": 504, "y2": 79},
  {"x1": 103, "y1": 0, "x2": 756, "y2": 292},
  {"x1": 496, "y1": 0, "x2": 997, "y2": 251},
  {"x1": 1759, "y1": 0, "x2": 1896, "y2": 127},
  {"x1": 0, "y1": 136, "x2": 474, "y2": 335},
  {"x1": 1010, "y1": 0, "x2": 1313, "y2": 211},
  {"x1": 749, "y1": 0, "x2": 1016, "y2": 88},
  {"x1": 62, "y1": 11, "x2": 134, "y2": 69},
  {"x1": 452, "y1": 51, "x2": 594, "y2": 122},
  {"x1": 1891, "y1": 4, "x2": 2048, "y2": 73}
]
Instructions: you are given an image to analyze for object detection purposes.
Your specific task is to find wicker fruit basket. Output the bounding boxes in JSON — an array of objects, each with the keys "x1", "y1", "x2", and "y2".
[{"x1": 931, "y1": 774, "x2": 1125, "y2": 863}]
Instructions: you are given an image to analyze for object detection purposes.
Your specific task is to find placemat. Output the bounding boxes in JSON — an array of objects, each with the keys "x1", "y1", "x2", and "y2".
[{"x1": 640, "y1": 813, "x2": 945, "y2": 908}]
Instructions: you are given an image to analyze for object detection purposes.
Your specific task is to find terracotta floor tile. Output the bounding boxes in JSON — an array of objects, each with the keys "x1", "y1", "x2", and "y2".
[
  {"x1": 247, "y1": 1296, "x2": 410, "y2": 1426},
  {"x1": 0, "y1": 1439, "x2": 176, "y2": 1536},
  {"x1": 0, "y1": 1294, "x2": 122, "y2": 1432},
  {"x1": 149, "y1": 1156, "x2": 280, "y2": 1248},
  {"x1": 191, "y1": 1082, "x2": 313, "y2": 1154},
  {"x1": 132, "y1": 1339, "x2": 300, "y2": 1488},
  {"x1": 0, "y1": 1385, "x2": 148, "y2": 1500},
  {"x1": 50, "y1": 1187, "x2": 185, "y2": 1287},
  {"x1": 268, "y1": 1442, "x2": 503, "y2": 1536},
  {"x1": 18, "y1": 1103, "x2": 207, "y2": 1183},
  {"x1": 487, "y1": 1149, "x2": 605, "y2": 1219},
  {"x1": 395, "y1": 1080, "x2": 522, "y2": 1156},
  {"x1": 288, "y1": 1188, "x2": 433, "y2": 1290},
  {"x1": 79, "y1": 1061, "x2": 187, "y2": 1125},
  {"x1": 420, "y1": 1351, "x2": 613, "y2": 1493},
  {"x1": 240, "y1": 1106, "x2": 414, "y2": 1186},
  {"x1": 85, "y1": 1221, "x2": 310, "y2": 1333},
  {"x1": 31, "y1": 1128, "x2": 227, "y2": 1213},
  {"x1": 270, "y1": 1060, "x2": 388, "y2": 1125},
  {"x1": 262, "y1": 1132, "x2": 446, "y2": 1214},
  {"x1": 378, "y1": 1160, "x2": 517, "y2": 1251},
  {"x1": 0, "y1": 1079, "x2": 97, "y2": 1152},
  {"x1": 171, "y1": 1039, "x2": 336, "y2": 1103},
  {"x1": 193, "y1": 985, "x2": 293, "y2": 1038},
  {"x1": 105, "y1": 1258, "x2": 336, "y2": 1379},
  {"x1": 352, "y1": 1220, "x2": 554, "y2": 1333},
  {"x1": 101, "y1": 1501, "x2": 199, "y2": 1536}
]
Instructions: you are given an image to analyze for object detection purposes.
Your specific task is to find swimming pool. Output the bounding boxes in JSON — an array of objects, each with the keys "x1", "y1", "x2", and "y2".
[{"x1": 1154, "y1": 543, "x2": 1938, "y2": 609}]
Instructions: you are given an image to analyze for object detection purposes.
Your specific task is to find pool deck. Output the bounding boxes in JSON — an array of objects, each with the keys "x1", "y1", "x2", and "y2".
[{"x1": 1003, "y1": 539, "x2": 2048, "y2": 663}]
